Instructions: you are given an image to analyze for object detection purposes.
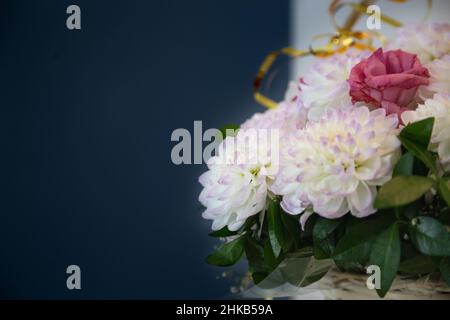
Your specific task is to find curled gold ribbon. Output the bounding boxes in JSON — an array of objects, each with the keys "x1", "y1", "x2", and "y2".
[
  {"x1": 254, "y1": 47, "x2": 308, "y2": 109},
  {"x1": 254, "y1": 0, "x2": 433, "y2": 109}
]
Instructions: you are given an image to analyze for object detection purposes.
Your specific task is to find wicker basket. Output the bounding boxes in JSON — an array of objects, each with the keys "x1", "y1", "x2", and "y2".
[
  {"x1": 319, "y1": 268, "x2": 450, "y2": 300},
  {"x1": 240, "y1": 268, "x2": 450, "y2": 300}
]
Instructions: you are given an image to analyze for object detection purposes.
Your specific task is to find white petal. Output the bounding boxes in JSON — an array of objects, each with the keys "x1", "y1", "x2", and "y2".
[
  {"x1": 300, "y1": 210, "x2": 314, "y2": 231},
  {"x1": 348, "y1": 183, "x2": 377, "y2": 217}
]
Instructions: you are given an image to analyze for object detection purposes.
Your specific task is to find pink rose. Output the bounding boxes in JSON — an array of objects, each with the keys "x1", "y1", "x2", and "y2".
[{"x1": 349, "y1": 48, "x2": 429, "y2": 119}]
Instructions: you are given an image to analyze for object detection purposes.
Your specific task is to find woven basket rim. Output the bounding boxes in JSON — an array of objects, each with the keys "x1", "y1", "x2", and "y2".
[{"x1": 325, "y1": 267, "x2": 450, "y2": 298}]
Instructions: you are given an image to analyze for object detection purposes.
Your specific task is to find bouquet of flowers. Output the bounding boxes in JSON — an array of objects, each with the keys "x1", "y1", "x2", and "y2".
[{"x1": 198, "y1": 8, "x2": 450, "y2": 298}]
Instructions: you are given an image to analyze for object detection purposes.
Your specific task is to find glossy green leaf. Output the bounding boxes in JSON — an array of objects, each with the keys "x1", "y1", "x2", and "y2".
[
  {"x1": 313, "y1": 217, "x2": 340, "y2": 260},
  {"x1": 393, "y1": 152, "x2": 414, "y2": 177},
  {"x1": 267, "y1": 200, "x2": 287, "y2": 257},
  {"x1": 313, "y1": 217, "x2": 341, "y2": 240},
  {"x1": 333, "y1": 213, "x2": 395, "y2": 264},
  {"x1": 289, "y1": 246, "x2": 314, "y2": 258},
  {"x1": 399, "y1": 136, "x2": 437, "y2": 173},
  {"x1": 409, "y1": 216, "x2": 450, "y2": 256},
  {"x1": 206, "y1": 237, "x2": 244, "y2": 266},
  {"x1": 251, "y1": 272, "x2": 269, "y2": 285},
  {"x1": 243, "y1": 237, "x2": 269, "y2": 284},
  {"x1": 374, "y1": 176, "x2": 434, "y2": 209},
  {"x1": 280, "y1": 210, "x2": 301, "y2": 247},
  {"x1": 369, "y1": 223, "x2": 401, "y2": 298},
  {"x1": 314, "y1": 237, "x2": 335, "y2": 260},
  {"x1": 438, "y1": 179, "x2": 450, "y2": 207},
  {"x1": 400, "y1": 117, "x2": 434, "y2": 149},
  {"x1": 263, "y1": 240, "x2": 282, "y2": 271},
  {"x1": 208, "y1": 226, "x2": 237, "y2": 238},
  {"x1": 256, "y1": 255, "x2": 333, "y2": 290}
]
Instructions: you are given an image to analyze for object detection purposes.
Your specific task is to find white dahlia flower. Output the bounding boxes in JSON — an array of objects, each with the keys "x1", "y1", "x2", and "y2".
[
  {"x1": 200, "y1": 101, "x2": 307, "y2": 231},
  {"x1": 298, "y1": 50, "x2": 370, "y2": 122},
  {"x1": 402, "y1": 93, "x2": 450, "y2": 171},
  {"x1": 419, "y1": 55, "x2": 450, "y2": 100},
  {"x1": 200, "y1": 114, "x2": 287, "y2": 231},
  {"x1": 199, "y1": 156, "x2": 267, "y2": 231},
  {"x1": 271, "y1": 107, "x2": 401, "y2": 219},
  {"x1": 390, "y1": 23, "x2": 450, "y2": 63},
  {"x1": 240, "y1": 101, "x2": 307, "y2": 138}
]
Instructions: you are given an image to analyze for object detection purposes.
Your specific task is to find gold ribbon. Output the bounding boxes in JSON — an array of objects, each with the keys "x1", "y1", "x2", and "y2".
[
  {"x1": 254, "y1": 48, "x2": 308, "y2": 109},
  {"x1": 254, "y1": 0, "x2": 433, "y2": 109}
]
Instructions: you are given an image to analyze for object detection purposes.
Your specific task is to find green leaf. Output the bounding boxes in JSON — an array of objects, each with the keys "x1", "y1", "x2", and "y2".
[
  {"x1": 334, "y1": 244, "x2": 372, "y2": 272},
  {"x1": 399, "y1": 117, "x2": 436, "y2": 173},
  {"x1": 438, "y1": 179, "x2": 450, "y2": 207},
  {"x1": 280, "y1": 210, "x2": 301, "y2": 247},
  {"x1": 206, "y1": 237, "x2": 244, "y2": 266},
  {"x1": 399, "y1": 136, "x2": 437, "y2": 173},
  {"x1": 219, "y1": 124, "x2": 239, "y2": 139},
  {"x1": 393, "y1": 152, "x2": 415, "y2": 177},
  {"x1": 263, "y1": 240, "x2": 282, "y2": 271},
  {"x1": 400, "y1": 117, "x2": 434, "y2": 149},
  {"x1": 208, "y1": 226, "x2": 238, "y2": 238},
  {"x1": 439, "y1": 257, "x2": 450, "y2": 286},
  {"x1": 333, "y1": 213, "x2": 395, "y2": 264},
  {"x1": 399, "y1": 254, "x2": 437, "y2": 276},
  {"x1": 244, "y1": 237, "x2": 266, "y2": 270},
  {"x1": 243, "y1": 237, "x2": 270, "y2": 284},
  {"x1": 267, "y1": 200, "x2": 287, "y2": 257},
  {"x1": 412, "y1": 154, "x2": 429, "y2": 176},
  {"x1": 314, "y1": 237, "x2": 336, "y2": 260},
  {"x1": 313, "y1": 217, "x2": 341, "y2": 240},
  {"x1": 256, "y1": 254, "x2": 333, "y2": 290},
  {"x1": 409, "y1": 216, "x2": 450, "y2": 256},
  {"x1": 313, "y1": 217, "x2": 341, "y2": 260},
  {"x1": 369, "y1": 223, "x2": 401, "y2": 298},
  {"x1": 251, "y1": 272, "x2": 269, "y2": 285},
  {"x1": 374, "y1": 176, "x2": 434, "y2": 209},
  {"x1": 289, "y1": 246, "x2": 314, "y2": 258},
  {"x1": 281, "y1": 255, "x2": 333, "y2": 288}
]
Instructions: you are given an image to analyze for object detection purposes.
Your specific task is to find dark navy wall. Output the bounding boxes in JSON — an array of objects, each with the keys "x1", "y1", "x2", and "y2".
[{"x1": 0, "y1": 0, "x2": 288, "y2": 298}]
